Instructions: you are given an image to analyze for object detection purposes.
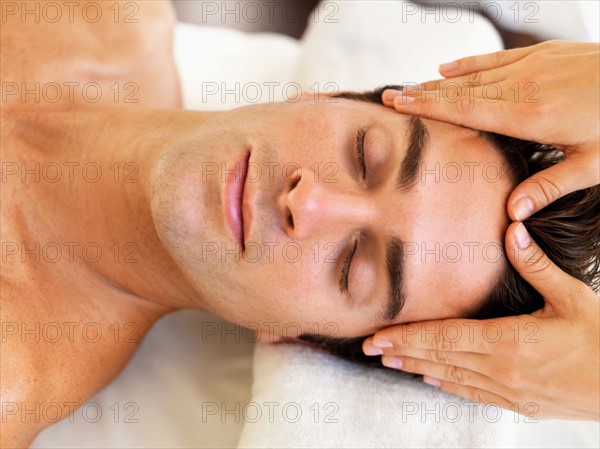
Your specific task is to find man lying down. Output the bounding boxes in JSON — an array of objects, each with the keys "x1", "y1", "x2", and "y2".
[
  {"x1": 2, "y1": 2, "x2": 599, "y2": 447},
  {"x1": 5, "y1": 91, "x2": 600, "y2": 445}
]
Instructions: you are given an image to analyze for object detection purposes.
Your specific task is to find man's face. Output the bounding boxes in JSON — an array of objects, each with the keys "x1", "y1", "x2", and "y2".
[{"x1": 151, "y1": 98, "x2": 512, "y2": 338}]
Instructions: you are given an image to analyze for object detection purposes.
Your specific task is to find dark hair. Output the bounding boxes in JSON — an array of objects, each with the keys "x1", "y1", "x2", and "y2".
[{"x1": 298, "y1": 85, "x2": 600, "y2": 367}]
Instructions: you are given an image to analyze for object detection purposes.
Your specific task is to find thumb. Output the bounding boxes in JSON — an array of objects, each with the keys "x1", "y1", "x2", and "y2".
[
  {"x1": 505, "y1": 222, "x2": 580, "y2": 316},
  {"x1": 507, "y1": 156, "x2": 594, "y2": 221}
]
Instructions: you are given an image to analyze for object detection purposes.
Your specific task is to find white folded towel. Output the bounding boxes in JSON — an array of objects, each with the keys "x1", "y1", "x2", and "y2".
[{"x1": 237, "y1": 342, "x2": 515, "y2": 448}]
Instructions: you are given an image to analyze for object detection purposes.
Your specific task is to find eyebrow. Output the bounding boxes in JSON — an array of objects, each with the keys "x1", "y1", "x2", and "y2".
[
  {"x1": 397, "y1": 116, "x2": 429, "y2": 190},
  {"x1": 380, "y1": 116, "x2": 429, "y2": 323}
]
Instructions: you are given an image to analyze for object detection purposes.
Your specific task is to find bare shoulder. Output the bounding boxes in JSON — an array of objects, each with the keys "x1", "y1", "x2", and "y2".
[{"x1": 1, "y1": 0, "x2": 181, "y2": 108}]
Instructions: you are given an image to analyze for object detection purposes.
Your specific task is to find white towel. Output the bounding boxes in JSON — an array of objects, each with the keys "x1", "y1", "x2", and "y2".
[{"x1": 237, "y1": 342, "x2": 515, "y2": 448}]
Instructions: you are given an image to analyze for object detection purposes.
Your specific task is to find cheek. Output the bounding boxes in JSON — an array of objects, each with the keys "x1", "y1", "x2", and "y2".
[
  {"x1": 276, "y1": 106, "x2": 347, "y2": 163},
  {"x1": 222, "y1": 244, "x2": 374, "y2": 338},
  {"x1": 257, "y1": 254, "x2": 340, "y2": 315},
  {"x1": 261, "y1": 253, "x2": 325, "y2": 300}
]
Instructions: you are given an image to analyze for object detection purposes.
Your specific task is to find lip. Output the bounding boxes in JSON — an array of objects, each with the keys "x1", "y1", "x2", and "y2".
[{"x1": 224, "y1": 151, "x2": 250, "y2": 250}]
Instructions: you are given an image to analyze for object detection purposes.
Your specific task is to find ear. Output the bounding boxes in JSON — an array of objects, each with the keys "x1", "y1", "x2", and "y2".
[{"x1": 255, "y1": 331, "x2": 285, "y2": 344}]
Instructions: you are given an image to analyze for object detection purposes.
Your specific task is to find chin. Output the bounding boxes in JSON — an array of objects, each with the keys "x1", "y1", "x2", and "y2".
[{"x1": 151, "y1": 176, "x2": 199, "y2": 268}]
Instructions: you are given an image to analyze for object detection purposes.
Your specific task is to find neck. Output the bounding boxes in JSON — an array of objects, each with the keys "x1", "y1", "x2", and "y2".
[{"x1": 15, "y1": 107, "x2": 219, "y2": 312}]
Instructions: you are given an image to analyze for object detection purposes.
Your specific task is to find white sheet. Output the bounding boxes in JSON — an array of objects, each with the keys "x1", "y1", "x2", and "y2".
[
  {"x1": 174, "y1": 23, "x2": 301, "y2": 110},
  {"x1": 31, "y1": 310, "x2": 256, "y2": 448}
]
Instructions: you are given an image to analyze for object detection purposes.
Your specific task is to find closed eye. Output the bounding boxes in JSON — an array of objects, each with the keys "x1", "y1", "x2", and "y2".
[
  {"x1": 339, "y1": 239, "x2": 358, "y2": 294},
  {"x1": 356, "y1": 128, "x2": 367, "y2": 178}
]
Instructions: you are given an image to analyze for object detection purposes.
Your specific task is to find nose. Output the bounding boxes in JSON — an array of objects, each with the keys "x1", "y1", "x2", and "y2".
[{"x1": 281, "y1": 167, "x2": 372, "y2": 239}]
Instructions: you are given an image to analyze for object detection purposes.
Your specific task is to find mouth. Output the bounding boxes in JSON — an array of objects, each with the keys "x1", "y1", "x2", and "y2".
[{"x1": 225, "y1": 150, "x2": 251, "y2": 251}]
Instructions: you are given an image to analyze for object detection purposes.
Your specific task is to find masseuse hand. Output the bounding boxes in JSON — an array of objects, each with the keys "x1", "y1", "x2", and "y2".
[
  {"x1": 363, "y1": 225, "x2": 599, "y2": 420},
  {"x1": 382, "y1": 40, "x2": 600, "y2": 220}
]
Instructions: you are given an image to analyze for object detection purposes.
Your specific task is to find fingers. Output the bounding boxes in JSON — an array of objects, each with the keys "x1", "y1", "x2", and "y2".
[
  {"x1": 381, "y1": 86, "x2": 512, "y2": 133},
  {"x1": 424, "y1": 380, "x2": 521, "y2": 413},
  {"x1": 382, "y1": 68, "x2": 497, "y2": 107},
  {"x1": 374, "y1": 344, "x2": 492, "y2": 375},
  {"x1": 412, "y1": 68, "x2": 496, "y2": 93},
  {"x1": 380, "y1": 355, "x2": 509, "y2": 400},
  {"x1": 378, "y1": 347, "x2": 552, "y2": 418},
  {"x1": 505, "y1": 222, "x2": 582, "y2": 314},
  {"x1": 507, "y1": 156, "x2": 600, "y2": 221},
  {"x1": 438, "y1": 45, "x2": 538, "y2": 77},
  {"x1": 367, "y1": 319, "x2": 494, "y2": 355}
]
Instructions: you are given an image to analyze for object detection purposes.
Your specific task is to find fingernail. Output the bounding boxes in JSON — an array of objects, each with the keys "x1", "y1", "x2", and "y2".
[
  {"x1": 394, "y1": 95, "x2": 415, "y2": 106},
  {"x1": 382, "y1": 356, "x2": 403, "y2": 369},
  {"x1": 440, "y1": 61, "x2": 458, "y2": 72},
  {"x1": 372, "y1": 338, "x2": 393, "y2": 348},
  {"x1": 513, "y1": 197, "x2": 534, "y2": 221},
  {"x1": 382, "y1": 89, "x2": 402, "y2": 103},
  {"x1": 423, "y1": 376, "x2": 441, "y2": 387},
  {"x1": 363, "y1": 343, "x2": 383, "y2": 356},
  {"x1": 514, "y1": 222, "x2": 532, "y2": 250}
]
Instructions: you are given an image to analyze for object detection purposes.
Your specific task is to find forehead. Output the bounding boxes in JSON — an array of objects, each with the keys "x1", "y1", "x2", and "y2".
[{"x1": 397, "y1": 118, "x2": 512, "y2": 322}]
